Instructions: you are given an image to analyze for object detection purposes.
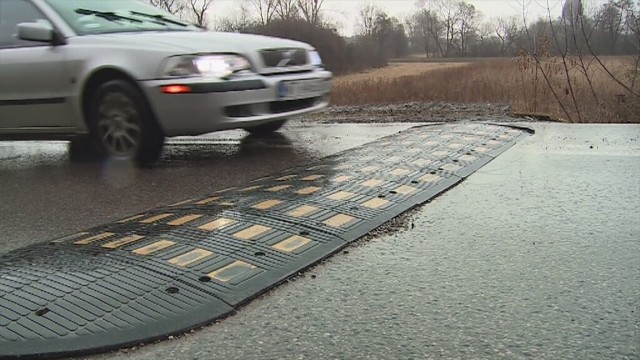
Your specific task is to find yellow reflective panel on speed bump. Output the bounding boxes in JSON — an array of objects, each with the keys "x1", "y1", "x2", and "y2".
[
  {"x1": 327, "y1": 191, "x2": 355, "y2": 201},
  {"x1": 168, "y1": 214, "x2": 203, "y2": 226},
  {"x1": 117, "y1": 215, "x2": 144, "y2": 223},
  {"x1": 441, "y1": 164, "x2": 462, "y2": 172},
  {"x1": 359, "y1": 166, "x2": 379, "y2": 173},
  {"x1": 419, "y1": 174, "x2": 441, "y2": 182},
  {"x1": 301, "y1": 175, "x2": 323, "y2": 181},
  {"x1": 74, "y1": 232, "x2": 115, "y2": 245},
  {"x1": 323, "y1": 214, "x2": 356, "y2": 228},
  {"x1": 296, "y1": 187, "x2": 322, "y2": 195},
  {"x1": 140, "y1": 214, "x2": 172, "y2": 224},
  {"x1": 361, "y1": 198, "x2": 389, "y2": 209},
  {"x1": 361, "y1": 179, "x2": 384, "y2": 187},
  {"x1": 252, "y1": 200, "x2": 282, "y2": 210},
  {"x1": 266, "y1": 185, "x2": 291, "y2": 192},
  {"x1": 168, "y1": 249, "x2": 213, "y2": 267},
  {"x1": 394, "y1": 185, "x2": 418, "y2": 195},
  {"x1": 272, "y1": 235, "x2": 313, "y2": 253},
  {"x1": 198, "y1": 218, "x2": 236, "y2": 231},
  {"x1": 215, "y1": 187, "x2": 236, "y2": 193},
  {"x1": 240, "y1": 185, "x2": 262, "y2": 192},
  {"x1": 287, "y1": 205, "x2": 319, "y2": 218},
  {"x1": 413, "y1": 159, "x2": 432, "y2": 167},
  {"x1": 102, "y1": 235, "x2": 145, "y2": 249},
  {"x1": 133, "y1": 240, "x2": 176, "y2": 256},
  {"x1": 169, "y1": 199, "x2": 193, "y2": 207},
  {"x1": 332, "y1": 175, "x2": 353, "y2": 183},
  {"x1": 276, "y1": 175, "x2": 297, "y2": 181},
  {"x1": 207, "y1": 260, "x2": 257, "y2": 283},
  {"x1": 234, "y1": 225, "x2": 271, "y2": 240},
  {"x1": 389, "y1": 169, "x2": 411, "y2": 176},
  {"x1": 196, "y1": 196, "x2": 221, "y2": 205}
]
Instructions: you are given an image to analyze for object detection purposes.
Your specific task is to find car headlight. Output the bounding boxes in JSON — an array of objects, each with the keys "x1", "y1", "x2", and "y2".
[
  {"x1": 163, "y1": 54, "x2": 251, "y2": 78},
  {"x1": 309, "y1": 50, "x2": 323, "y2": 67}
]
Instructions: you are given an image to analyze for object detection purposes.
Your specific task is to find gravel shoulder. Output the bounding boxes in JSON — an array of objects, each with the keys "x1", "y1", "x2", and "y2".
[{"x1": 299, "y1": 102, "x2": 548, "y2": 124}]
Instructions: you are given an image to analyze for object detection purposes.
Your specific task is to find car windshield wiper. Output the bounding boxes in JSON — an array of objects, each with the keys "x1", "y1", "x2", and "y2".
[
  {"x1": 75, "y1": 9, "x2": 143, "y2": 23},
  {"x1": 129, "y1": 11, "x2": 189, "y2": 27}
]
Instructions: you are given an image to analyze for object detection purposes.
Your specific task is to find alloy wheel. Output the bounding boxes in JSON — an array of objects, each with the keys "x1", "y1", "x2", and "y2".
[{"x1": 96, "y1": 92, "x2": 142, "y2": 156}]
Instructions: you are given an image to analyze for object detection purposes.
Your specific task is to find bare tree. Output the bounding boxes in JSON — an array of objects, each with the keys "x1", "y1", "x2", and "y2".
[
  {"x1": 495, "y1": 16, "x2": 520, "y2": 55},
  {"x1": 247, "y1": 0, "x2": 278, "y2": 25},
  {"x1": 476, "y1": 21, "x2": 493, "y2": 51},
  {"x1": 214, "y1": 3, "x2": 254, "y2": 32},
  {"x1": 297, "y1": 0, "x2": 324, "y2": 25},
  {"x1": 148, "y1": 0, "x2": 187, "y2": 15},
  {"x1": 356, "y1": 2, "x2": 380, "y2": 36},
  {"x1": 147, "y1": 0, "x2": 213, "y2": 27},
  {"x1": 513, "y1": 0, "x2": 638, "y2": 122},
  {"x1": 457, "y1": 1, "x2": 479, "y2": 55},
  {"x1": 275, "y1": 0, "x2": 299, "y2": 21},
  {"x1": 407, "y1": 11, "x2": 429, "y2": 56},
  {"x1": 187, "y1": 0, "x2": 214, "y2": 28},
  {"x1": 562, "y1": 0, "x2": 583, "y2": 26},
  {"x1": 596, "y1": 0, "x2": 636, "y2": 54},
  {"x1": 432, "y1": 0, "x2": 460, "y2": 57},
  {"x1": 373, "y1": 12, "x2": 392, "y2": 62},
  {"x1": 580, "y1": 0, "x2": 640, "y2": 97},
  {"x1": 408, "y1": 8, "x2": 443, "y2": 57}
]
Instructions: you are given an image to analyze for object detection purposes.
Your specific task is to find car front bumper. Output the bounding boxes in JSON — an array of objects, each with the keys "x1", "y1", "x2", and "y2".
[{"x1": 141, "y1": 70, "x2": 332, "y2": 137}]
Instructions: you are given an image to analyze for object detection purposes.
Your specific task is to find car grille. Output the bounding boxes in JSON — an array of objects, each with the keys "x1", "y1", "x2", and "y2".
[
  {"x1": 224, "y1": 97, "x2": 321, "y2": 118},
  {"x1": 269, "y1": 98, "x2": 318, "y2": 114},
  {"x1": 260, "y1": 48, "x2": 308, "y2": 68}
]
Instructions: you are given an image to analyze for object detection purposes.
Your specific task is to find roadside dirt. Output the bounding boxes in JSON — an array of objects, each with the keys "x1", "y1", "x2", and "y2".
[{"x1": 299, "y1": 102, "x2": 536, "y2": 124}]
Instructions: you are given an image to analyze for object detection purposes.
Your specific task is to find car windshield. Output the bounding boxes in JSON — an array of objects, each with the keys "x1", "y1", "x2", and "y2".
[{"x1": 45, "y1": 0, "x2": 200, "y2": 35}]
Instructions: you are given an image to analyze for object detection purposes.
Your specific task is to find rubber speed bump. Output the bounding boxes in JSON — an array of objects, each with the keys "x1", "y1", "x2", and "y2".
[{"x1": 0, "y1": 123, "x2": 532, "y2": 358}]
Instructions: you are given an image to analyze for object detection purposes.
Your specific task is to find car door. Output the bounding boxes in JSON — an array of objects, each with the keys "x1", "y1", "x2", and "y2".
[{"x1": 0, "y1": 0, "x2": 74, "y2": 131}]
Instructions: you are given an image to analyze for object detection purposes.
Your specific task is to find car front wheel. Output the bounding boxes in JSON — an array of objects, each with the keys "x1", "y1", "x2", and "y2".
[{"x1": 88, "y1": 80, "x2": 164, "y2": 167}]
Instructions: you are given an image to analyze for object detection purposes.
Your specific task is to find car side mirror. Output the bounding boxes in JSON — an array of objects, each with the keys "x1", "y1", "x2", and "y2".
[{"x1": 17, "y1": 21, "x2": 54, "y2": 42}]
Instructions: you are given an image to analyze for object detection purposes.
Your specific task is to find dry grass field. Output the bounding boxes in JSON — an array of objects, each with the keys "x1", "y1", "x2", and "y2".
[
  {"x1": 331, "y1": 57, "x2": 640, "y2": 123},
  {"x1": 334, "y1": 62, "x2": 471, "y2": 83}
]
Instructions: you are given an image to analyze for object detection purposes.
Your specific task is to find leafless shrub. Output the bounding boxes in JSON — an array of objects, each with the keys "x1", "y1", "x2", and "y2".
[{"x1": 514, "y1": 0, "x2": 640, "y2": 122}]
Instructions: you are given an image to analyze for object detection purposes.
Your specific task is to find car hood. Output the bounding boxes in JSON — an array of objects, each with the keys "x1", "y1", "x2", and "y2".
[{"x1": 75, "y1": 30, "x2": 314, "y2": 54}]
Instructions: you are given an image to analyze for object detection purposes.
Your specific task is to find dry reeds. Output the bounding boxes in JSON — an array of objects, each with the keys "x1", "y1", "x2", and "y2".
[{"x1": 331, "y1": 57, "x2": 640, "y2": 123}]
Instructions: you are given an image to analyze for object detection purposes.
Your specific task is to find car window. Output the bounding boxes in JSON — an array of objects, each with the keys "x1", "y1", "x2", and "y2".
[
  {"x1": 0, "y1": 0, "x2": 51, "y2": 48},
  {"x1": 45, "y1": 0, "x2": 200, "y2": 35}
]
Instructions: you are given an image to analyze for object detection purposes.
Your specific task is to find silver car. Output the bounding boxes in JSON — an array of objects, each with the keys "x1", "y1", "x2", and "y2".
[{"x1": 0, "y1": 0, "x2": 331, "y2": 165}]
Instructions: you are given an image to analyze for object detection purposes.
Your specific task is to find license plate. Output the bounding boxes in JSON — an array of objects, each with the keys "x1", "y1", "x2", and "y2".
[{"x1": 278, "y1": 79, "x2": 327, "y2": 100}]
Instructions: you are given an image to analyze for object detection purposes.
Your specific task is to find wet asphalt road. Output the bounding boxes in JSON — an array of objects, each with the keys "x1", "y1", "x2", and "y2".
[
  {"x1": 1, "y1": 122, "x2": 639, "y2": 359},
  {"x1": 0, "y1": 123, "x2": 415, "y2": 254}
]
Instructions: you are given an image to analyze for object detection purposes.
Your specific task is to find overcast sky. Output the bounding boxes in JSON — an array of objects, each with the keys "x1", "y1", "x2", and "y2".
[{"x1": 210, "y1": 0, "x2": 566, "y2": 35}]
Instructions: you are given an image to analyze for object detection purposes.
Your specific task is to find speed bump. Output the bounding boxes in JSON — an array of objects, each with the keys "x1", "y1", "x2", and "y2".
[{"x1": 0, "y1": 123, "x2": 532, "y2": 359}]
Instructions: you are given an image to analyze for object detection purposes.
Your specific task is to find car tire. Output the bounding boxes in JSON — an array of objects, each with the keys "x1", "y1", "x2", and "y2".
[
  {"x1": 245, "y1": 119, "x2": 287, "y2": 135},
  {"x1": 68, "y1": 136, "x2": 98, "y2": 161},
  {"x1": 88, "y1": 79, "x2": 164, "y2": 167}
]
